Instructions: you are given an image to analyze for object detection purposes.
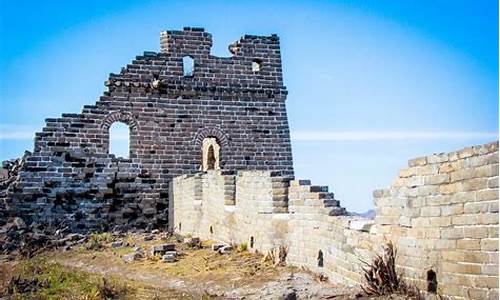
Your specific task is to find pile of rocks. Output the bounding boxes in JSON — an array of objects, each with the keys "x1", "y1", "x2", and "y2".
[
  {"x1": 0, "y1": 216, "x2": 87, "y2": 260},
  {"x1": 212, "y1": 243, "x2": 232, "y2": 254},
  {"x1": 151, "y1": 243, "x2": 178, "y2": 262}
]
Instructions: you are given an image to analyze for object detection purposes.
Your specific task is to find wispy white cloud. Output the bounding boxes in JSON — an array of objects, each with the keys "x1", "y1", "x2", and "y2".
[
  {"x1": 291, "y1": 130, "x2": 498, "y2": 141},
  {"x1": 0, "y1": 125, "x2": 39, "y2": 140}
]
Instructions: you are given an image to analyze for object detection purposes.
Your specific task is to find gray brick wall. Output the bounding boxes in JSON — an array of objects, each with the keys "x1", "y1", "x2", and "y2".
[{"x1": 3, "y1": 27, "x2": 294, "y2": 230}]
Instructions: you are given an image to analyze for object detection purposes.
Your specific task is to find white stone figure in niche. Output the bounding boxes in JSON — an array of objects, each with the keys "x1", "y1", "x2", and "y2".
[{"x1": 201, "y1": 137, "x2": 220, "y2": 171}]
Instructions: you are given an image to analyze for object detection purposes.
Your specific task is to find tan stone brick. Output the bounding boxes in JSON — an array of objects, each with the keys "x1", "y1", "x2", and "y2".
[
  {"x1": 408, "y1": 156, "x2": 427, "y2": 167},
  {"x1": 440, "y1": 283, "x2": 465, "y2": 297},
  {"x1": 442, "y1": 250, "x2": 465, "y2": 261},
  {"x1": 421, "y1": 206, "x2": 441, "y2": 217},
  {"x1": 476, "y1": 189, "x2": 499, "y2": 201},
  {"x1": 425, "y1": 174, "x2": 450, "y2": 185},
  {"x1": 469, "y1": 152, "x2": 499, "y2": 167},
  {"x1": 463, "y1": 226, "x2": 489, "y2": 239},
  {"x1": 406, "y1": 228, "x2": 425, "y2": 239},
  {"x1": 481, "y1": 264, "x2": 499, "y2": 276},
  {"x1": 450, "y1": 168, "x2": 475, "y2": 182},
  {"x1": 398, "y1": 168, "x2": 416, "y2": 178},
  {"x1": 440, "y1": 204, "x2": 464, "y2": 216},
  {"x1": 440, "y1": 182, "x2": 462, "y2": 195},
  {"x1": 452, "y1": 215, "x2": 477, "y2": 225},
  {"x1": 457, "y1": 239, "x2": 481, "y2": 250},
  {"x1": 464, "y1": 201, "x2": 490, "y2": 214},
  {"x1": 427, "y1": 153, "x2": 449, "y2": 164},
  {"x1": 380, "y1": 206, "x2": 401, "y2": 216},
  {"x1": 488, "y1": 290, "x2": 499, "y2": 300},
  {"x1": 429, "y1": 216, "x2": 451, "y2": 227},
  {"x1": 425, "y1": 228, "x2": 441, "y2": 238},
  {"x1": 417, "y1": 185, "x2": 439, "y2": 196},
  {"x1": 477, "y1": 213, "x2": 498, "y2": 225},
  {"x1": 481, "y1": 239, "x2": 499, "y2": 251},
  {"x1": 439, "y1": 163, "x2": 455, "y2": 173},
  {"x1": 458, "y1": 147, "x2": 475, "y2": 159},
  {"x1": 434, "y1": 235, "x2": 457, "y2": 250},
  {"x1": 411, "y1": 217, "x2": 430, "y2": 227},
  {"x1": 441, "y1": 227, "x2": 464, "y2": 239},
  {"x1": 488, "y1": 176, "x2": 499, "y2": 188},
  {"x1": 462, "y1": 178, "x2": 488, "y2": 191},
  {"x1": 474, "y1": 164, "x2": 499, "y2": 178},
  {"x1": 442, "y1": 262, "x2": 481, "y2": 274},
  {"x1": 409, "y1": 197, "x2": 426, "y2": 207},
  {"x1": 425, "y1": 195, "x2": 451, "y2": 206},
  {"x1": 449, "y1": 191, "x2": 475, "y2": 203},
  {"x1": 463, "y1": 251, "x2": 494, "y2": 264},
  {"x1": 473, "y1": 275, "x2": 499, "y2": 288},
  {"x1": 466, "y1": 288, "x2": 489, "y2": 299},
  {"x1": 489, "y1": 200, "x2": 499, "y2": 213},
  {"x1": 489, "y1": 226, "x2": 499, "y2": 238},
  {"x1": 416, "y1": 165, "x2": 439, "y2": 176}
]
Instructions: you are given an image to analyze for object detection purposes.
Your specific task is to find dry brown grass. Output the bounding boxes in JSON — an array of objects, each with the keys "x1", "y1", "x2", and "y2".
[{"x1": 360, "y1": 241, "x2": 421, "y2": 299}]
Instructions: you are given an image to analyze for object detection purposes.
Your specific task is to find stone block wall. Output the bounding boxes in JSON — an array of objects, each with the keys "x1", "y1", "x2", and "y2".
[
  {"x1": 171, "y1": 141, "x2": 499, "y2": 299},
  {"x1": 2, "y1": 28, "x2": 294, "y2": 230},
  {"x1": 373, "y1": 141, "x2": 499, "y2": 298}
]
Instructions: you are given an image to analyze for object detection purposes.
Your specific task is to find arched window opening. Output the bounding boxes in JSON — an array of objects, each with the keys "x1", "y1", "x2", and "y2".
[
  {"x1": 252, "y1": 59, "x2": 262, "y2": 72},
  {"x1": 317, "y1": 250, "x2": 324, "y2": 267},
  {"x1": 182, "y1": 56, "x2": 194, "y2": 77},
  {"x1": 207, "y1": 145, "x2": 216, "y2": 170},
  {"x1": 427, "y1": 270, "x2": 437, "y2": 293},
  {"x1": 201, "y1": 137, "x2": 220, "y2": 171},
  {"x1": 109, "y1": 122, "x2": 130, "y2": 158}
]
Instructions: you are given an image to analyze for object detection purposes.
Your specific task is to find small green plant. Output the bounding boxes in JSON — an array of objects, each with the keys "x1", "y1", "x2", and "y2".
[
  {"x1": 1, "y1": 258, "x2": 128, "y2": 299},
  {"x1": 238, "y1": 242, "x2": 248, "y2": 252},
  {"x1": 85, "y1": 232, "x2": 115, "y2": 250}
]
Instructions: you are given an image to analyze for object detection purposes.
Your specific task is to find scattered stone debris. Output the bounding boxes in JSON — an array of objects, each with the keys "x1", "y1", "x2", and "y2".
[
  {"x1": 161, "y1": 251, "x2": 178, "y2": 263},
  {"x1": 0, "y1": 216, "x2": 88, "y2": 260},
  {"x1": 143, "y1": 235, "x2": 154, "y2": 241},
  {"x1": 122, "y1": 251, "x2": 143, "y2": 263},
  {"x1": 150, "y1": 243, "x2": 176, "y2": 256},
  {"x1": 184, "y1": 237, "x2": 201, "y2": 248},
  {"x1": 111, "y1": 241, "x2": 123, "y2": 248},
  {"x1": 211, "y1": 243, "x2": 224, "y2": 252},
  {"x1": 210, "y1": 242, "x2": 234, "y2": 254}
]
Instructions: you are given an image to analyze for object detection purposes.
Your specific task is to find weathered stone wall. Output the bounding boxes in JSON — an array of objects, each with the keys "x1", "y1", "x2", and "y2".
[
  {"x1": 374, "y1": 141, "x2": 499, "y2": 299},
  {"x1": 2, "y1": 28, "x2": 294, "y2": 230},
  {"x1": 171, "y1": 141, "x2": 499, "y2": 299}
]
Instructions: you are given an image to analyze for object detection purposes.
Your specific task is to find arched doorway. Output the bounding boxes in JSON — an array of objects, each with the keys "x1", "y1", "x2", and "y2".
[{"x1": 201, "y1": 137, "x2": 220, "y2": 171}]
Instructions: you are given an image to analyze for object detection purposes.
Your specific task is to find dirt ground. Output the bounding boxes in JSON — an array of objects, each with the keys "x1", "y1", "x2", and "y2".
[{"x1": 1, "y1": 232, "x2": 413, "y2": 299}]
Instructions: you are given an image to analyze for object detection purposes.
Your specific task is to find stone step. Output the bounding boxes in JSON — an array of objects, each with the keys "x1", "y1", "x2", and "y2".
[
  {"x1": 327, "y1": 207, "x2": 347, "y2": 216},
  {"x1": 323, "y1": 199, "x2": 340, "y2": 207},
  {"x1": 310, "y1": 185, "x2": 328, "y2": 193}
]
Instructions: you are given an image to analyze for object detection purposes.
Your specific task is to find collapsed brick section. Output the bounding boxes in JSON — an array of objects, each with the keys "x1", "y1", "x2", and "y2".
[{"x1": 1, "y1": 27, "x2": 294, "y2": 230}]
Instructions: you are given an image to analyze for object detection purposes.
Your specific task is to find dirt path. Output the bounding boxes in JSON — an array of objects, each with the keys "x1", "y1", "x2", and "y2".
[{"x1": 45, "y1": 235, "x2": 355, "y2": 299}]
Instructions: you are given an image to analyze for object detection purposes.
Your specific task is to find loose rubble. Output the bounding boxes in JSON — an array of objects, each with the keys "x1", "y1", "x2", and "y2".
[{"x1": 0, "y1": 216, "x2": 88, "y2": 260}]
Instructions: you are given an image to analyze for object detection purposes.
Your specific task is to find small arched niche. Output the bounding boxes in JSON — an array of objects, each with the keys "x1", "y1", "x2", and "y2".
[
  {"x1": 317, "y1": 250, "x2": 324, "y2": 267},
  {"x1": 109, "y1": 121, "x2": 130, "y2": 158},
  {"x1": 201, "y1": 137, "x2": 220, "y2": 171},
  {"x1": 427, "y1": 269, "x2": 437, "y2": 293},
  {"x1": 182, "y1": 56, "x2": 194, "y2": 77}
]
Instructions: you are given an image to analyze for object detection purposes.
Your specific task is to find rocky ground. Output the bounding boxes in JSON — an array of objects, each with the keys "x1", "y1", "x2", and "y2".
[{"x1": 0, "y1": 221, "x2": 418, "y2": 299}]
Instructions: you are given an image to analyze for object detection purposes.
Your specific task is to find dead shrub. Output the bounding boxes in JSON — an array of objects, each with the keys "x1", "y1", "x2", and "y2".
[{"x1": 361, "y1": 241, "x2": 421, "y2": 298}]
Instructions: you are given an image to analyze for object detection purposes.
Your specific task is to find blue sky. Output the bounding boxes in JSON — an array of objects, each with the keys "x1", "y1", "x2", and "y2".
[{"x1": 0, "y1": 0, "x2": 498, "y2": 212}]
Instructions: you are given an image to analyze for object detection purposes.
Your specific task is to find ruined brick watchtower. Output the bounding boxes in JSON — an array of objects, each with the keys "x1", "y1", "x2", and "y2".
[{"x1": 3, "y1": 28, "x2": 294, "y2": 230}]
